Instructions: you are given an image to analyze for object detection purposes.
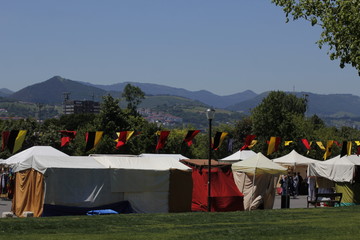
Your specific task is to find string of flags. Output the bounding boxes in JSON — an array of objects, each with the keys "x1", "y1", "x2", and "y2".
[
  {"x1": 1, "y1": 130, "x2": 27, "y2": 154},
  {"x1": 2, "y1": 129, "x2": 360, "y2": 158}
]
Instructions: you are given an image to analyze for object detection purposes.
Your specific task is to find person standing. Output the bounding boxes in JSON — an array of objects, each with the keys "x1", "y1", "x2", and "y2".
[
  {"x1": 307, "y1": 176, "x2": 316, "y2": 202},
  {"x1": 293, "y1": 172, "x2": 299, "y2": 198},
  {"x1": 297, "y1": 172, "x2": 303, "y2": 195}
]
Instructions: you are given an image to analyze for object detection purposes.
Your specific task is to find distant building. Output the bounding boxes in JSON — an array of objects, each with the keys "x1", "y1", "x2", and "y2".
[{"x1": 63, "y1": 100, "x2": 100, "y2": 115}]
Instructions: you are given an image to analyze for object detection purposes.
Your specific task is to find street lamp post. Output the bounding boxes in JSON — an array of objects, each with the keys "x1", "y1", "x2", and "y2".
[
  {"x1": 155, "y1": 120, "x2": 162, "y2": 153},
  {"x1": 206, "y1": 108, "x2": 215, "y2": 212}
]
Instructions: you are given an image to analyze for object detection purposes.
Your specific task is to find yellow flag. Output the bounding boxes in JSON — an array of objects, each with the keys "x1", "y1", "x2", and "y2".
[
  {"x1": 12, "y1": 130, "x2": 27, "y2": 154},
  {"x1": 323, "y1": 140, "x2": 334, "y2": 160},
  {"x1": 248, "y1": 140, "x2": 257, "y2": 149},
  {"x1": 267, "y1": 137, "x2": 280, "y2": 155},
  {"x1": 316, "y1": 141, "x2": 326, "y2": 150}
]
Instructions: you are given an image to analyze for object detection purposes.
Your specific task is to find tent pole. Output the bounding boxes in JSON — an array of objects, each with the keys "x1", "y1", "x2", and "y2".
[{"x1": 250, "y1": 171, "x2": 256, "y2": 211}]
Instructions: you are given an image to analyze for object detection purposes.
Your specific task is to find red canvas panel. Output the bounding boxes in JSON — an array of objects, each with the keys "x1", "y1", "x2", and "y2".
[{"x1": 191, "y1": 167, "x2": 244, "y2": 212}]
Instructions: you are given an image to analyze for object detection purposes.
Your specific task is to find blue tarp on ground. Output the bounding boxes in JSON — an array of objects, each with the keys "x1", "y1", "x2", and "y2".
[{"x1": 42, "y1": 201, "x2": 134, "y2": 217}]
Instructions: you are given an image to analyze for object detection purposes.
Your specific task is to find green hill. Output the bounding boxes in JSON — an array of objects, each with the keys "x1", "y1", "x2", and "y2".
[{"x1": 10, "y1": 76, "x2": 107, "y2": 104}]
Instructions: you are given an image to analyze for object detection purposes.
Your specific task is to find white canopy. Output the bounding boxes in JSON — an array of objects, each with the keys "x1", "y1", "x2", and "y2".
[
  {"x1": 93, "y1": 155, "x2": 190, "y2": 170},
  {"x1": 308, "y1": 155, "x2": 360, "y2": 182},
  {"x1": 2, "y1": 146, "x2": 68, "y2": 166},
  {"x1": 232, "y1": 152, "x2": 287, "y2": 175},
  {"x1": 138, "y1": 153, "x2": 188, "y2": 159},
  {"x1": 273, "y1": 150, "x2": 318, "y2": 166},
  {"x1": 220, "y1": 150, "x2": 257, "y2": 162},
  {"x1": 10, "y1": 151, "x2": 192, "y2": 214},
  {"x1": 12, "y1": 155, "x2": 106, "y2": 174}
]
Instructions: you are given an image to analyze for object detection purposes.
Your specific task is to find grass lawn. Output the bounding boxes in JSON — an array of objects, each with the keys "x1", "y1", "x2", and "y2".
[{"x1": 0, "y1": 206, "x2": 359, "y2": 240}]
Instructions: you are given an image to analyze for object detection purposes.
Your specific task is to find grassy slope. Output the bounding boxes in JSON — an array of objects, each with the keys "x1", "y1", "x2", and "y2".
[{"x1": 1, "y1": 206, "x2": 359, "y2": 240}]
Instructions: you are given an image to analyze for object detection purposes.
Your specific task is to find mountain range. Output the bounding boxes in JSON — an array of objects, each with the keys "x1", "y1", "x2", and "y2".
[{"x1": 2, "y1": 76, "x2": 360, "y2": 121}]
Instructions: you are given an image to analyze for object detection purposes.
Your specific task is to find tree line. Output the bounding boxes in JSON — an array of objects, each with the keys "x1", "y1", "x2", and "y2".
[{"x1": 1, "y1": 87, "x2": 360, "y2": 160}]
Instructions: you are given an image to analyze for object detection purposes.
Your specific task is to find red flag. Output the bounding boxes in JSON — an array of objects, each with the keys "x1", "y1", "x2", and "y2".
[
  {"x1": 156, "y1": 131, "x2": 170, "y2": 151},
  {"x1": 2, "y1": 131, "x2": 10, "y2": 151},
  {"x1": 240, "y1": 135, "x2": 256, "y2": 151},
  {"x1": 183, "y1": 130, "x2": 200, "y2": 146},
  {"x1": 60, "y1": 131, "x2": 77, "y2": 147},
  {"x1": 115, "y1": 131, "x2": 134, "y2": 149},
  {"x1": 300, "y1": 138, "x2": 311, "y2": 150}
]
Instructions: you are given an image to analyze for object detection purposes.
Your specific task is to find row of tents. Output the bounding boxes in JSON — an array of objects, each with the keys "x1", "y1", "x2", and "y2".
[{"x1": 1, "y1": 146, "x2": 359, "y2": 217}]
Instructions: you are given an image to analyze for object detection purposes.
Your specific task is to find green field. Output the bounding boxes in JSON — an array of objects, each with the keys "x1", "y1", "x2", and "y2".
[{"x1": 0, "y1": 206, "x2": 359, "y2": 240}]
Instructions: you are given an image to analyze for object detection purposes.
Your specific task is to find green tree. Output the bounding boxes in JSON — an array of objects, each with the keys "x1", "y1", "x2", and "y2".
[
  {"x1": 95, "y1": 95, "x2": 129, "y2": 135},
  {"x1": 251, "y1": 91, "x2": 307, "y2": 156},
  {"x1": 272, "y1": 0, "x2": 360, "y2": 74},
  {"x1": 122, "y1": 84, "x2": 145, "y2": 115},
  {"x1": 233, "y1": 117, "x2": 253, "y2": 151}
]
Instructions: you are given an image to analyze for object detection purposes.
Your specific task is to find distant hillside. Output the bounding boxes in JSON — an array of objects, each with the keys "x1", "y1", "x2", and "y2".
[
  {"x1": 138, "y1": 95, "x2": 244, "y2": 128},
  {"x1": 227, "y1": 91, "x2": 360, "y2": 118},
  {"x1": 0, "y1": 88, "x2": 13, "y2": 97},
  {"x1": 10, "y1": 76, "x2": 107, "y2": 104},
  {"x1": 226, "y1": 92, "x2": 270, "y2": 114},
  {"x1": 80, "y1": 81, "x2": 257, "y2": 108},
  {"x1": 6, "y1": 76, "x2": 360, "y2": 125},
  {"x1": 139, "y1": 95, "x2": 207, "y2": 109}
]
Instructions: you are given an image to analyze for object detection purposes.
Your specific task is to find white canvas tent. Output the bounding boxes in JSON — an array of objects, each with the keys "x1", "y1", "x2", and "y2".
[
  {"x1": 9, "y1": 151, "x2": 192, "y2": 217},
  {"x1": 232, "y1": 152, "x2": 287, "y2": 210},
  {"x1": 273, "y1": 150, "x2": 318, "y2": 183},
  {"x1": 220, "y1": 150, "x2": 256, "y2": 162},
  {"x1": 273, "y1": 150, "x2": 317, "y2": 167},
  {"x1": 92, "y1": 155, "x2": 191, "y2": 214},
  {"x1": 308, "y1": 155, "x2": 360, "y2": 182},
  {"x1": 308, "y1": 155, "x2": 360, "y2": 206},
  {"x1": 1, "y1": 146, "x2": 68, "y2": 165},
  {"x1": 138, "y1": 153, "x2": 188, "y2": 159}
]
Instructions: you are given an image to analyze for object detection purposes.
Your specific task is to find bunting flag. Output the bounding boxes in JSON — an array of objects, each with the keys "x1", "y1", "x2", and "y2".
[
  {"x1": 340, "y1": 141, "x2": 352, "y2": 157},
  {"x1": 298, "y1": 138, "x2": 311, "y2": 153},
  {"x1": 323, "y1": 140, "x2": 334, "y2": 160},
  {"x1": 156, "y1": 131, "x2": 170, "y2": 151},
  {"x1": 316, "y1": 141, "x2": 326, "y2": 151},
  {"x1": 60, "y1": 130, "x2": 77, "y2": 147},
  {"x1": 248, "y1": 140, "x2": 257, "y2": 149},
  {"x1": 85, "y1": 131, "x2": 103, "y2": 152},
  {"x1": 5, "y1": 130, "x2": 27, "y2": 154},
  {"x1": 284, "y1": 141, "x2": 293, "y2": 146},
  {"x1": 115, "y1": 131, "x2": 134, "y2": 149},
  {"x1": 183, "y1": 130, "x2": 200, "y2": 147},
  {"x1": 355, "y1": 141, "x2": 360, "y2": 156},
  {"x1": 267, "y1": 136, "x2": 281, "y2": 155},
  {"x1": 334, "y1": 141, "x2": 341, "y2": 147},
  {"x1": 240, "y1": 135, "x2": 256, "y2": 151},
  {"x1": 212, "y1": 132, "x2": 228, "y2": 150},
  {"x1": 301, "y1": 139, "x2": 311, "y2": 150},
  {"x1": 1, "y1": 131, "x2": 10, "y2": 151}
]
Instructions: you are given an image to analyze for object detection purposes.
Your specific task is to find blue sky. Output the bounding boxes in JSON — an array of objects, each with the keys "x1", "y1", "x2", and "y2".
[{"x1": 1, "y1": 0, "x2": 359, "y2": 96}]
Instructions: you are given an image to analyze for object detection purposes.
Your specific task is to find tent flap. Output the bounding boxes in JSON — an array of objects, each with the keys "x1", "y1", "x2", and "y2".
[{"x1": 12, "y1": 169, "x2": 44, "y2": 217}]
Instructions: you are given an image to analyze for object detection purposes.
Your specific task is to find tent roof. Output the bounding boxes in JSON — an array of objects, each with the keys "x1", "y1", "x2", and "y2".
[
  {"x1": 220, "y1": 150, "x2": 257, "y2": 162},
  {"x1": 2, "y1": 146, "x2": 68, "y2": 165},
  {"x1": 272, "y1": 150, "x2": 318, "y2": 166},
  {"x1": 180, "y1": 159, "x2": 231, "y2": 168},
  {"x1": 93, "y1": 156, "x2": 191, "y2": 170},
  {"x1": 231, "y1": 152, "x2": 287, "y2": 175},
  {"x1": 138, "y1": 153, "x2": 189, "y2": 159},
  {"x1": 308, "y1": 155, "x2": 360, "y2": 182},
  {"x1": 12, "y1": 155, "x2": 106, "y2": 174}
]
